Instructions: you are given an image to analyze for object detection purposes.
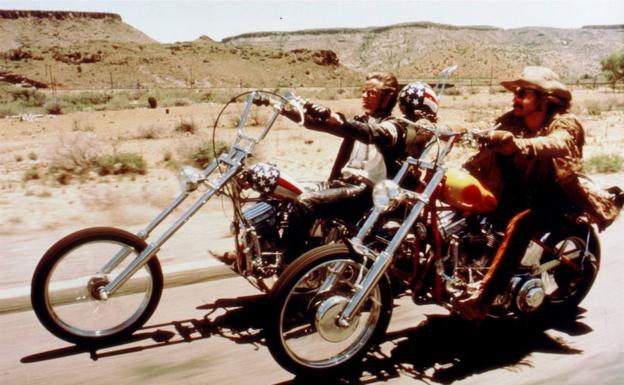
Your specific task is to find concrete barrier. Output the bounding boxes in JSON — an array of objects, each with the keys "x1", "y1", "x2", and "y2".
[{"x1": 0, "y1": 260, "x2": 236, "y2": 315}]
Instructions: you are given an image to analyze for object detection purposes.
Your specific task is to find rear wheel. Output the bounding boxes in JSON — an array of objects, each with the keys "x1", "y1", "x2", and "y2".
[
  {"x1": 541, "y1": 226, "x2": 600, "y2": 311},
  {"x1": 31, "y1": 227, "x2": 163, "y2": 346},
  {"x1": 265, "y1": 243, "x2": 392, "y2": 377}
]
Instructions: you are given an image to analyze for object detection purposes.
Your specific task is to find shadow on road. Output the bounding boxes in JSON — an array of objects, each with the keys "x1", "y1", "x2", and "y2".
[
  {"x1": 280, "y1": 308, "x2": 592, "y2": 385},
  {"x1": 21, "y1": 295, "x2": 592, "y2": 385},
  {"x1": 20, "y1": 293, "x2": 269, "y2": 364}
]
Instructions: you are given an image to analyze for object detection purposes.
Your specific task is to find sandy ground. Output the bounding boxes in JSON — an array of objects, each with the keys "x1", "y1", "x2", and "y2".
[{"x1": 0, "y1": 89, "x2": 623, "y2": 293}]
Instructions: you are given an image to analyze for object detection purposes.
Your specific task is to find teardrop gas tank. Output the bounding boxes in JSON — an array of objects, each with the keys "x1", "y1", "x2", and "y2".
[{"x1": 441, "y1": 168, "x2": 497, "y2": 214}]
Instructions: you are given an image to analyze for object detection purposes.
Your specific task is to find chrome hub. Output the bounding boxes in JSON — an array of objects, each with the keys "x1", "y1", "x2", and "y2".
[
  {"x1": 515, "y1": 278, "x2": 545, "y2": 313},
  {"x1": 315, "y1": 296, "x2": 359, "y2": 342}
]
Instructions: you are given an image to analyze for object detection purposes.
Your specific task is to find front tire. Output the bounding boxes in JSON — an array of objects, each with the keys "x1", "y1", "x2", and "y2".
[
  {"x1": 31, "y1": 227, "x2": 163, "y2": 346},
  {"x1": 265, "y1": 243, "x2": 392, "y2": 377}
]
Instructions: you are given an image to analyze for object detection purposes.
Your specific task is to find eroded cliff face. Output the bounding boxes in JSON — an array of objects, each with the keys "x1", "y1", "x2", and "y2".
[
  {"x1": 0, "y1": 9, "x2": 156, "y2": 51},
  {"x1": 0, "y1": 10, "x2": 121, "y2": 20}
]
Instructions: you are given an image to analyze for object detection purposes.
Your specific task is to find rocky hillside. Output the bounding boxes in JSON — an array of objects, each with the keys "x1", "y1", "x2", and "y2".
[
  {"x1": 0, "y1": 10, "x2": 156, "y2": 51},
  {"x1": 224, "y1": 22, "x2": 624, "y2": 80},
  {"x1": 0, "y1": 10, "x2": 360, "y2": 89}
]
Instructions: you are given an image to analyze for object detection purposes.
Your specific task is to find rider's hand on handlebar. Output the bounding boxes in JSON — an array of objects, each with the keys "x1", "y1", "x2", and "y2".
[
  {"x1": 304, "y1": 102, "x2": 331, "y2": 121},
  {"x1": 252, "y1": 94, "x2": 271, "y2": 107},
  {"x1": 480, "y1": 130, "x2": 519, "y2": 155}
]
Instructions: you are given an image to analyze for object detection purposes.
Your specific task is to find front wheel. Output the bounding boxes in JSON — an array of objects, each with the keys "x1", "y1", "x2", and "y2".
[
  {"x1": 265, "y1": 243, "x2": 392, "y2": 377},
  {"x1": 31, "y1": 227, "x2": 163, "y2": 346}
]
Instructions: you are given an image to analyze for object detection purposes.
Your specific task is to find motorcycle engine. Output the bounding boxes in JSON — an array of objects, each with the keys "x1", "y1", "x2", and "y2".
[
  {"x1": 241, "y1": 201, "x2": 279, "y2": 241},
  {"x1": 438, "y1": 212, "x2": 503, "y2": 295}
]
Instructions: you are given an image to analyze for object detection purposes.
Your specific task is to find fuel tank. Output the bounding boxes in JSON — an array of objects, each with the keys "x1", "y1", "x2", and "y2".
[
  {"x1": 441, "y1": 168, "x2": 497, "y2": 214},
  {"x1": 245, "y1": 163, "x2": 304, "y2": 200},
  {"x1": 271, "y1": 171, "x2": 304, "y2": 200}
]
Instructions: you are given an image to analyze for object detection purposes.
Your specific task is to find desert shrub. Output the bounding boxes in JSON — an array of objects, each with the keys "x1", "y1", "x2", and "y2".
[
  {"x1": 28, "y1": 152, "x2": 38, "y2": 160},
  {"x1": 190, "y1": 141, "x2": 229, "y2": 168},
  {"x1": 62, "y1": 92, "x2": 112, "y2": 106},
  {"x1": 9, "y1": 89, "x2": 46, "y2": 107},
  {"x1": 147, "y1": 96, "x2": 158, "y2": 108},
  {"x1": 14, "y1": 154, "x2": 23, "y2": 162},
  {"x1": 22, "y1": 166, "x2": 40, "y2": 182},
  {"x1": 49, "y1": 132, "x2": 102, "y2": 174},
  {"x1": 94, "y1": 152, "x2": 147, "y2": 176},
  {"x1": 133, "y1": 125, "x2": 164, "y2": 139},
  {"x1": 72, "y1": 120, "x2": 95, "y2": 132},
  {"x1": 175, "y1": 118, "x2": 197, "y2": 134},
  {"x1": 173, "y1": 98, "x2": 192, "y2": 107},
  {"x1": 45, "y1": 102, "x2": 64, "y2": 115},
  {"x1": 584, "y1": 154, "x2": 624, "y2": 173},
  {"x1": 584, "y1": 100, "x2": 604, "y2": 116},
  {"x1": 0, "y1": 105, "x2": 18, "y2": 118},
  {"x1": 445, "y1": 87, "x2": 462, "y2": 96}
]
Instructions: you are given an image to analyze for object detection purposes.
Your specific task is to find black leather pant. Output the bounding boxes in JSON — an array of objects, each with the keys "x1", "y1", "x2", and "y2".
[{"x1": 284, "y1": 179, "x2": 372, "y2": 260}]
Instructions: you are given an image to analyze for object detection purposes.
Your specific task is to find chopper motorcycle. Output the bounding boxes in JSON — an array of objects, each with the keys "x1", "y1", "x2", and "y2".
[
  {"x1": 265, "y1": 123, "x2": 602, "y2": 376},
  {"x1": 30, "y1": 90, "x2": 357, "y2": 346}
]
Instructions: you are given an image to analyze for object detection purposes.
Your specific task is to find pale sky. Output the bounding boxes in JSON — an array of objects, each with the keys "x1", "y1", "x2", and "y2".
[{"x1": 1, "y1": 0, "x2": 623, "y2": 43}]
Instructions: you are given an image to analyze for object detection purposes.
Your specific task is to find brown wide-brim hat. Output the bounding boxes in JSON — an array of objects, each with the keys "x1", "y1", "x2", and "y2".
[{"x1": 501, "y1": 66, "x2": 572, "y2": 106}]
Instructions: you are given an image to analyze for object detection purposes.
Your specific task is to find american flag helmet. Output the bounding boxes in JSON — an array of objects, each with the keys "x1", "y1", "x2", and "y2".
[{"x1": 398, "y1": 82, "x2": 439, "y2": 119}]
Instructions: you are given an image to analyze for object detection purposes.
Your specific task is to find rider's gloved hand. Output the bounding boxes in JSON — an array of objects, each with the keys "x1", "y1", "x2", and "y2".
[
  {"x1": 482, "y1": 130, "x2": 519, "y2": 155},
  {"x1": 304, "y1": 102, "x2": 331, "y2": 121},
  {"x1": 252, "y1": 94, "x2": 271, "y2": 107}
]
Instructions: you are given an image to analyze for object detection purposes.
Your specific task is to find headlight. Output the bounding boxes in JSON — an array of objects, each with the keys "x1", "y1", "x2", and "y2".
[
  {"x1": 372, "y1": 180, "x2": 401, "y2": 210},
  {"x1": 179, "y1": 166, "x2": 204, "y2": 192}
]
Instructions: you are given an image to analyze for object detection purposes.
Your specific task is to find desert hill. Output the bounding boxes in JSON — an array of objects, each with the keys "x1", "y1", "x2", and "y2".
[
  {"x1": 0, "y1": 10, "x2": 156, "y2": 51},
  {"x1": 223, "y1": 22, "x2": 624, "y2": 80},
  {"x1": 0, "y1": 10, "x2": 360, "y2": 89}
]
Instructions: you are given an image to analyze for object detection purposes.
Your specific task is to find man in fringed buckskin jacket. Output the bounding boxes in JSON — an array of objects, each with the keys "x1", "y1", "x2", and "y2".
[{"x1": 455, "y1": 66, "x2": 624, "y2": 321}]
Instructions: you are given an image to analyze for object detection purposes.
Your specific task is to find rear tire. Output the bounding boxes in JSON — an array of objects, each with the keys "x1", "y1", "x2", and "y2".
[
  {"x1": 266, "y1": 243, "x2": 392, "y2": 377},
  {"x1": 540, "y1": 225, "x2": 600, "y2": 312},
  {"x1": 31, "y1": 227, "x2": 163, "y2": 347}
]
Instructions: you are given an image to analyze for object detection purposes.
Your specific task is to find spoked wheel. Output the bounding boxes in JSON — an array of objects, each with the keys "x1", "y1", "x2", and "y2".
[
  {"x1": 541, "y1": 227, "x2": 600, "y2": 311},
  {"x1": 266, "y1": 243, "x2": 392, "y2": 377},
  {"x1": 31, "y1": 227, "x2": 163, "y2": 346}
]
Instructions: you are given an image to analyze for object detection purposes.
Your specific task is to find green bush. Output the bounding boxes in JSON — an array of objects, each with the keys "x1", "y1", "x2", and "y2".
[
  {"x1": 9, "y1": 89, "x2": 46, "y2": 107},
  {"x1": 62, "y1": 92, "x2": 112, "y2": 106},
  {"x1": 94, "y1": 152, "x2": 147, "y2": 176},
  {"x1": 190, "y1": 141, "x2": 229, "y2": 168},
  {"x1": 0, "y1": 105, "x2": 18, "y2": 118},
  {"x1": 584, "y1": 154, "x2": 624, "y2": 173}
]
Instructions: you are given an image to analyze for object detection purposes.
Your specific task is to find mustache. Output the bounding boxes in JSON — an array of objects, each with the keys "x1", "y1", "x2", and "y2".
[{"x1": 513, "y1": 104, "x2": 522, "y2": 109}]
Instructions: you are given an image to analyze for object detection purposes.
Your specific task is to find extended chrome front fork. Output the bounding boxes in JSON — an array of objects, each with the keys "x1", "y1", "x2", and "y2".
[
  {"x1": 337, "y1": 166, "x2": 446, "y2": 325},
  {"x1": 95, "y1": 91, "x2": 286, "y2": 300}
]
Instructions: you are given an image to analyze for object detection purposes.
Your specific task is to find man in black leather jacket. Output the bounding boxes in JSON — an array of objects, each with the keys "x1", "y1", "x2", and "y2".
[{"x1": 280, "y1": 73, "x2": 436, "y2": 259}]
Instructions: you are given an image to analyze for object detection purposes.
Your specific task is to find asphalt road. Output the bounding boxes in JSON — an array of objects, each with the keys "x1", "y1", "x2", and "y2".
[{"x1": 2, "y1": 217, "x2": 623, "y2": 385}]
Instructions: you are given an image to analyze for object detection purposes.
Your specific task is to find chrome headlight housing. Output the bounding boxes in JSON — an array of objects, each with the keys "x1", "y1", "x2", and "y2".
[
  {"x1": 372, "y1": 180, "x2": 401, "y2": 211},
  {"x1": 179, "y1": 166, "x2": 204, "y2": 192}
]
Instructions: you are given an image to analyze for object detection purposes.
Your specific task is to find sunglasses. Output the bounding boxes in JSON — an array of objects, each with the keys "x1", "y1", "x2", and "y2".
[{"x1": 513, "y1": 88, "x2": 539, "y2": 98}]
